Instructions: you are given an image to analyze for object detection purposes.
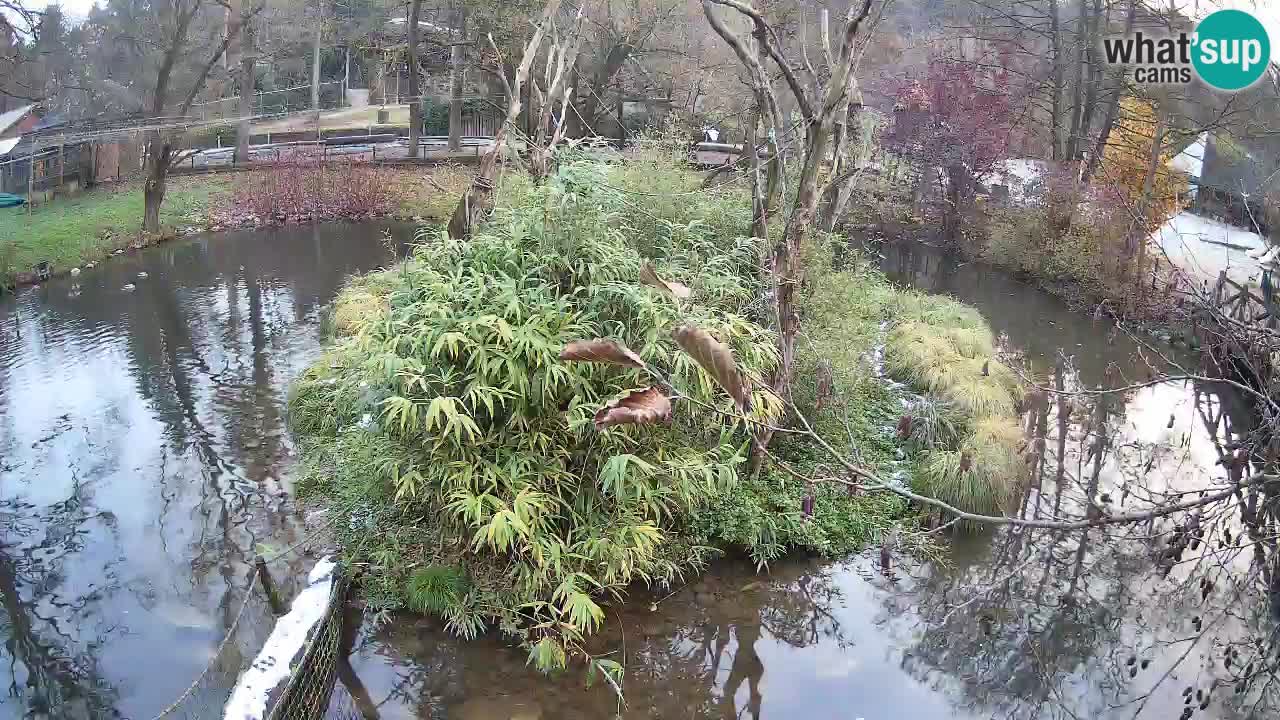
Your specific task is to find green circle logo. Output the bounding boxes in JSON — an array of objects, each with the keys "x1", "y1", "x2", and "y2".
[{"x1": 1193, "y1": 9, "x2": 1271, "y2": 91}]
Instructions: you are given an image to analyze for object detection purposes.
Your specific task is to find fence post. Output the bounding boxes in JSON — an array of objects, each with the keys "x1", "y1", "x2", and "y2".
[
  {"x1": 58, "y1": 135, "x2": 65, "y2": 196},
  {"x1": 254, "y1": 555, "x2": 286, "y2": 616},
  {"x1": 27, "y1": 149, "x2": 35, "y2": 213}
]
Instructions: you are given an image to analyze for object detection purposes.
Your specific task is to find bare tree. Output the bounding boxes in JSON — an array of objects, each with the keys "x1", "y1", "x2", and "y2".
[
  {"x1": 447, "y1": 0, "x2": 563, "y2": 239},
  {"x1": 235, "y1": 0, "x2": 257, "y2": 165},
  {"x1": 701, "y1": 0, "x2": 875, "y2": 409},
  {"x1": 142, "y1": 0, "x2": 261, "y2": 233},
  {"x1": 527, "y1": 7, "x2": 585, "y2": 182}
]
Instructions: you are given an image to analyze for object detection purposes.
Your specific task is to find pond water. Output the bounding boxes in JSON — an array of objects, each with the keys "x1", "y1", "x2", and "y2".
[
  {"x1": 0, "y1": 222, "x2": 409, "y2": 719},
  {"x1": 1, "y1": 228, "x2": 1274, "y2": 719}
]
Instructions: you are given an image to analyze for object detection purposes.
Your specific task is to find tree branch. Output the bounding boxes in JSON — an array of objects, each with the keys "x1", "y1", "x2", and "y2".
[{"x1": 705, "y1": 0, "x2": 815, "y2": 121}]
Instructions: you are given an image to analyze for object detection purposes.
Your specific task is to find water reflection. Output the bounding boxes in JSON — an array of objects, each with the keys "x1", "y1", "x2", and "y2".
[
  {"x1": 339, "y1": 559, "x2": 970, "y2": 720},
  {"x1": 875, "y1": 240, "x2": 1280, "y2": 719},
  {"x1": 0, "y1": 222, "x2": 408, "y2": 718}
]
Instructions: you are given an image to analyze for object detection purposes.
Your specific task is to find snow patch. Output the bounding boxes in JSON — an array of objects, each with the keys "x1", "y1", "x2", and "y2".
[
  {"x1": 223, "y1": 556, "x2": 337, "y2": 720},
  {"x1": 1152, "y1": 211, "x2": 1269, "y2": 285},
  {"x1": 1169, "y1": 132, "x2": 1207, "y2": 179},
  {"x1": 985, "y1": 158, "x2": 1048, "y2": 203}
]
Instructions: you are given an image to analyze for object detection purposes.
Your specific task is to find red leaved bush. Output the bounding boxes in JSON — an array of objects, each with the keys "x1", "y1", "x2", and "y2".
[{"x1": 230, "y1": 156, "x2": 398, "y2": 225}]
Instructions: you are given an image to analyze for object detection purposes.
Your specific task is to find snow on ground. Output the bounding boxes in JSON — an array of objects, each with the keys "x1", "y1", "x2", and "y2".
[
  {"x1": 1152, "y1": 211, "x2": 1270, "y2": 286},
  {"x1": 223, "y1": 556, "x2": 337, "y2": 720},
  {"x1": 985, "y1": 158, "x2": 1048, "y2": 203}
]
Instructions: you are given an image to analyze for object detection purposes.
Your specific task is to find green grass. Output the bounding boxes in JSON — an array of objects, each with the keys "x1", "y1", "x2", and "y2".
[
  {"x1": 880, "y1": 289, "x2": 1026, "y2": 526},
  {"x1": 913, "y1": 417, "x2": 1025, "y2": 528},
  {"x1": 0, "y1": 176, "x2": 230, "y2": 283}
]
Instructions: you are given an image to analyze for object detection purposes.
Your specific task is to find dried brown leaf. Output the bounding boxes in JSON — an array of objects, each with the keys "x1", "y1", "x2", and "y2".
[
  {"x1": 815, "y1": 359, "x2": 834, "y2": 410},
  {"x1": 640, "y1": 263, "x2": 693, "y2": 300},
  {"x1": 671, "y1": 323, "x2": 751, "y2": 412},
  {"x1": 560, "y1": 339, "x2": 644, "y2": 368},
  {"x1": 593, "y1": 386, "x2": 673, "y2": 429}
]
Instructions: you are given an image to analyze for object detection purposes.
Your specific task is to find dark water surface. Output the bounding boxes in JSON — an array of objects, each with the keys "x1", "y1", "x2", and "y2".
[
  {"x1": 0, "y1": 222, "x2": 409, "y2": 719},
  {"x1": 2, "y1": 228, "x2": 1274, "y2": 719}
]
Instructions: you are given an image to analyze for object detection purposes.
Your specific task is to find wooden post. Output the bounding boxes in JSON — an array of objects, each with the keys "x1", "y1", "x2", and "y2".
[
  {"x1": 27, "y1": 148, "x2": 35, "y2": 213},
  {"x1": 254, "y1": 555, "x2": 286, "y2": 616},
  {"x1": 58, "y1": 135, "x2": 65, "y2": 196}
]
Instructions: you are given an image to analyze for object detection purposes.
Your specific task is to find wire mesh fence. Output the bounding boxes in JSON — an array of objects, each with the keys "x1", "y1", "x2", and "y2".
[{"x1": 264, "y1": 571, "x2": 350, "y2": 720}]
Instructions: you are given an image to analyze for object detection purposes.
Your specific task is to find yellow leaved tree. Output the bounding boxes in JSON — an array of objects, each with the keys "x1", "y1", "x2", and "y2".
[{"x1": 1098, "y1": 96, "x2": 1188, "y2": 236}]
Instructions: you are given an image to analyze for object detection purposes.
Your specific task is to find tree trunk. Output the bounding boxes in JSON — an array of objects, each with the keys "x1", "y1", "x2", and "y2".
[
  {"x1": 236, "y1": 11, "x2": 255, "y2": 165},
  {"x1": 143, "y1": 134, "x2": 171, "y2": 233},
  {"x1": 746, "y1": 101, "x2": 767, "y2": 238},
  {"x1": 1048, "y1": 0, "x2": 1064, "y2": 162},
  {"x1": 819, "y1": 83, "x2": 863, "y2": 232},
  {"x1": 569, "y1": 44, "x2": 630, "y2": 137},
  {"x1": 311, "y1": 8, "x2": 322, "y2": 135},
  {"x1": 774, "y1": 123, "x2": 833, "y2": 395},
  {"x1": 448, "y1": 7, "x2": 467, "y2": 152},
  {"x1": 1065, "y1": 0, "x2": 1087, "y2": 161},
  {"x1": 407, "y1": 0, "x2": 422, "y2": 158},
  {"x1": 942, "y1": 162, "x2": 976, "y2": 246},
  {"x1": 1080, "y1": 0, "x2": 1135, "y2": 186},
  {"x1": 1127, "y1": 112, "x2": 1165, "y2": 278},
  {"x1": 1075, "y1": 0, "x2": 1102, "y2": 159}
]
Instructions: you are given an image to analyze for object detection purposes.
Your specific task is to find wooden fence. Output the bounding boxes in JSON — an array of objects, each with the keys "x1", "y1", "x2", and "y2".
[{"x1": 1211, "y1": 271, "x2": 1278, "y2": 328}]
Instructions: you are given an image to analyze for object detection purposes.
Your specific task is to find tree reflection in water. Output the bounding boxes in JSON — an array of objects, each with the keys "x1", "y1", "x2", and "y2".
[
  {"x1": 895, "y1": 360, "x2": 1280, "y2": 720},
  {"x1": 1, "y1": 492, "x2": 120, "y2": 718},
  {"x1": 344, "y1": 352, "x2": 1280, "y2": 720},
  {"x1": 342, "y1": 558, "x2": 858, "y2": 720}
]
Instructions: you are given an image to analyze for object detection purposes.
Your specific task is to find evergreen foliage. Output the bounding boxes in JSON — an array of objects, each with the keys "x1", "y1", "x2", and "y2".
[
  {"x1": 292, "y1": 156, "x2": 782, "y2": 670},
  {"x1": 291, "y1": 150, "x2": 1017, "y2": 673}
]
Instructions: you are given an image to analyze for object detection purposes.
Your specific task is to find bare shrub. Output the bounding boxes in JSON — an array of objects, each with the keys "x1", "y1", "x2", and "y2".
[{"x1": 233, "y1": 157, "x2": 398, "y2": 224}]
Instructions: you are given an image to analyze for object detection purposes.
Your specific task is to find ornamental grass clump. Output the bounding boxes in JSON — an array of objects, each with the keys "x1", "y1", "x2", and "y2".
[
  {"x1": 290, "y1": 158, "x2": 780, "y2": 672},
  {"x1": 883, "y1": 292, "x2": 1025, "y2": 524}
]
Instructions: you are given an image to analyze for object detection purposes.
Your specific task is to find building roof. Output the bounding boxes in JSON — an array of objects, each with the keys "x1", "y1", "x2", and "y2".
[
  {"x1": 1169, "y1": 132, "x2": 1207, "y2": 179},
  {"x1": 0, "y1": 137, "x2": 19, "y2": 157},
  {"x1": 0, "y1": 104, "x2": 35, "y2": 135}
]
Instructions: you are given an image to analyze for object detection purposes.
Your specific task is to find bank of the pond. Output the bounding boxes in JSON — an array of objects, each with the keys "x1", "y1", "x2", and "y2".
[
  {"x1": 0, "y1": 165, "x2": 470, "y2": 292},
  {"x1": 0, "y1": 175, "x2": 231, "y2": 289},
  {"x1": 289, "y1": 154, "x2": 1026, "y2": 674},
  {"x1": 846, "y1": 200, "x2": 1191, "y2": 330}
]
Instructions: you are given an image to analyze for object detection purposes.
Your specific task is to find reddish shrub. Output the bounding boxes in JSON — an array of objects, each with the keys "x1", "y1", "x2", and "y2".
[{"x1": 231, "y1": 156, "x2": 399, "y2": 225}]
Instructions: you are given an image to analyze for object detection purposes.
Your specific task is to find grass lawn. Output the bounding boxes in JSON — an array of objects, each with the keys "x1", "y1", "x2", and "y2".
[
  {"x1": 388, "y1": 164, "x2": 472, "y2": 221},
  {"x1": 0, "y1": 176, "x2": 231, "y2": 283},
  {"x1": 0, "y1": 165, "x2": 470, "y2": 288}
]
